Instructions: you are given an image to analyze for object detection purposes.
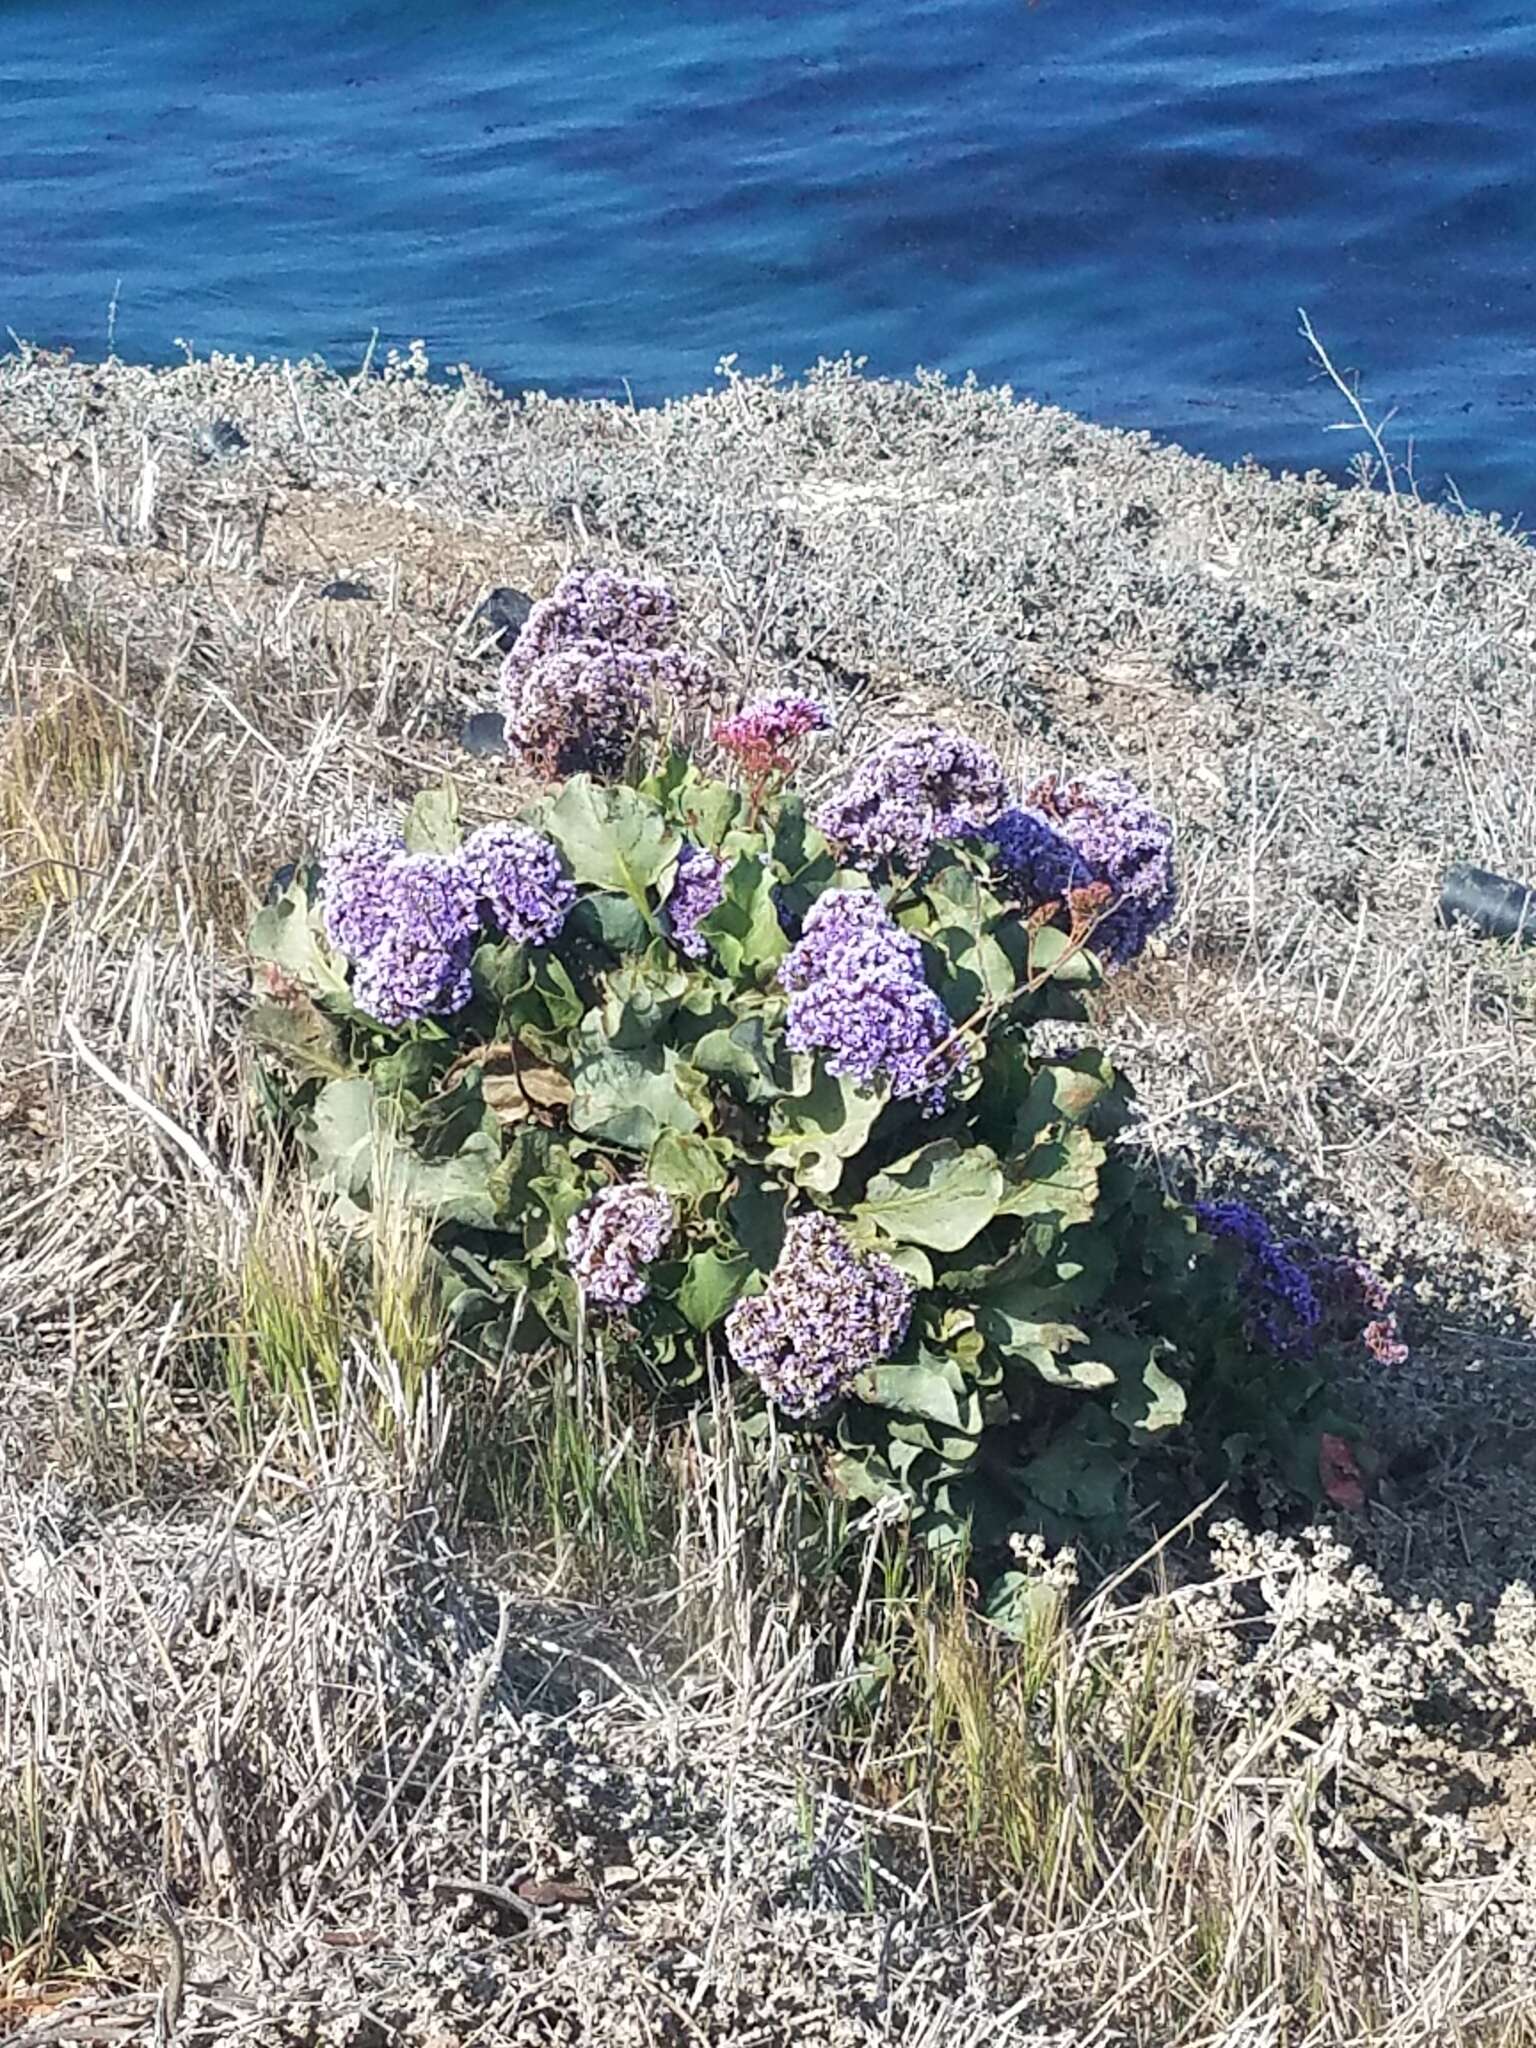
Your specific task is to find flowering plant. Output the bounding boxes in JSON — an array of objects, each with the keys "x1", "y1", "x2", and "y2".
[{"x1": 249, "y1": 571, "x2": 1380, "y2": 1551}]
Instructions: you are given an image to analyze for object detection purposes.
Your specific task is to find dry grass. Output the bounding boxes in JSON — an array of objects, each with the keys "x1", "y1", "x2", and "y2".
[{"x1": 2, "y1": 352, "x2": 1536, "y2": 2045}]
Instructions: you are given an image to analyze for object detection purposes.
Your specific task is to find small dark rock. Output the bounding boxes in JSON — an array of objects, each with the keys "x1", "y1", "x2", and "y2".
[
  {"x1": 469, "y1": 586, "x2": 534, "y2": 655},
  {"x1": 318, "y1": 579, "x2": 374, "y2": 601},
  {"x1": 461, "y1": 711, "x2": 507, "y2": 758},
  {"x1": 196, "y1": 419, "x2": 249, "y2": 462},
  {"x1": 1439, "y1": 863, "x2": 1536, "y2": 946},
  {"x1": 264, "y1": 862, "x2": 298, "y2": 906}
]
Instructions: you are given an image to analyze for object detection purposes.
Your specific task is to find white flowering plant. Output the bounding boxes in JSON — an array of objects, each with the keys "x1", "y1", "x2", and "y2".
[{"x1": 249, "y1": 571, "x2": 1392, "y2": 1553}]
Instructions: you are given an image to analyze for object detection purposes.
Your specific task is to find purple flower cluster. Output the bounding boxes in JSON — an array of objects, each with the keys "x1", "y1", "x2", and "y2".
[
  {"x1": 323, "y1": 836, "x2": 480, "y2": 1028},
  {"x1": 494, "y1": 567, "x2": 718, "y2": 779},
  {"x1": 1026, "y1": 771, "x2": 1176, "y2": 966},
  {"x1": 1195, "y1": 1199, "x2": 1323, "y2": 1358},
  {"x1": 501, "y1": 642, "x2": 655, "y2": 780},
  {"x1": 1198, "y1": 1201, "x2": 1410, "y2": 1366},
  {"x1": 779, "y1": 889, "x2": 966, "y2": 1112},
  {"x1": 459, "y1": 822, "x2": 576, "y2": 945},
  {"x1": 725, "y1": 1211, "x2": 913, "y2": 1417},
  {"x1": 322, "y1": 825, "x2": 408, "y2": 961},
  {"x1": 816, "y1": 726, "x2": 1009, "y2": 871},
  {"x1": 503, "y1": 569, "x2": 679, "y2": 684},
  {"x1": 566, "y1": 1182, "x2": 675, "y2": 1308},
  {"x1": 714, "y1": 691, "x2": 829, "y2": 776},
  {"x1": 322, "y1": 817, "x2": 572, "y2": 1026},
  {"x1": 501, "y1": 638, "x2": 720, "y2": 780},
  {"x1": 663, "y1": 843, "x2": 726, "y2": 959},
  {"x1": 989, "y1": 807, "x2": 1090, "y2": 909}
]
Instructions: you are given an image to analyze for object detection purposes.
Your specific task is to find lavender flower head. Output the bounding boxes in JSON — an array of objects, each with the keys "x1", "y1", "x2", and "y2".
[
  {"x1": 1027, "y1": 771, "x2": 1176, "y2": 966},
  {"x1": 566, "y1": 1183, "x2": 675, "y2": 1308},
  {"x1": 346, "y1": 853, "x2": 479, "y2": 1028},
  {"x1": 1195, "y1": 1199, "x2": 1322, "y2": 1358},
  {"x1": 322, "y1": 824, "x2": 407, "y2": 961},
  {"x1": 663, "y1": 843, "x2": 726, "y2": 960},
  {"x1": 725, "y1": 1211, "x2": 913, "y2": 1417},
  {"x1": 503, "y1": 569, "x2": 679, "y2": 684},
  {"x1": 816, "y1": 726, "x2": 1009, "y2": 870},
  {"x1": 779, "y1": 888, "x2": 967, "y2": 1113},
  {"x1": 501, "y1": 641, "x2": 655, "y2": 780},
  {"x1": 714, "y1": 690, "x2": 829, "y2": 776},
  {"x1": 460, "y1": 822, "x2": 575, "y2": 945}
]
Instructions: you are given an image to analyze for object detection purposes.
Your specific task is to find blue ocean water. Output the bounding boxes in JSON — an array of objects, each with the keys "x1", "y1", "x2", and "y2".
[{"x1": 4, "y1": 0, "x2": 1535, "y2": 512}]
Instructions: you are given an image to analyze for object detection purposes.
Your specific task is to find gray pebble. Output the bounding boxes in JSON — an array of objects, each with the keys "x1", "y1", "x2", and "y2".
[
  {"x1": 317, "y1": 579, "x2": 373, "y2": 601},
  {"x1": 196, "y1": 418, "x2": 249, "y2": 462},
  {"x1": 461, "y1": 711, "x2": 507, "y2": 758},
  {"x1": 469, "y1": 586, "x2": 533, "y2": 655}
]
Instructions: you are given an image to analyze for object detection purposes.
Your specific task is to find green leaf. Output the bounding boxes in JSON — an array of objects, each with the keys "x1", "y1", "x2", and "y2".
[
  {"x1": 248, "y1": 882, "x2": 351, "y2": 1002},
  {"x1": 691, "y1": 1015, "x2": 790, "y2": 1102},
  {"x1": 767, "y1": 1064, "x2": 887, "y2": 1195},
  {"x1": 769, "y1": 793, "x2": 809, "y2": 867},
  {"x1": 919, "y1": 865, "x2": 1018, "y2": 1010},
  {"x1": 648, "y1": 1128, "x2": 729, "y2": 1201},
  {"x1": 856, "y1": 1140, "x2": 1003, "y2": 1252},
  {"x1": 924, "y1": 862, "x2": 1005, "y2": 927},
  {"x1": 543, "y1": 777, "x2": 680, "y2": 900},
  {"x1": 403, "y1": 782, "x2": 461, "y2": 854},
  {"x1": 392, "y1": 1132, "x2": 501, "y2": 1229},
  {"x1": 570, "y1": 1046, "x2": 704, "y2": 1151},
  {"x1": 524, "y1": 1153, "x2": 590, "y2": 1249},
  {"x1": 1019, "y1": 1412, "x2": 1126, "y2": 1528},
  {"x1": 372, "y1": 1039, "x2": 445, "y2": 1104},
  {"x1": 1106, "y1": 1340, "x2": 1187, "y2": 1436},
  {"x1": 983, "y1": 1571, "x2": 1069, "y2": 1644},
  {"x1": 678, "y1": 1249, "x2": 753, "y2": 1331},
  {"x1": 1029, "y1": 924, "x2": 1100, "y2": 987},
  {"x1": 639, "y1": 742, "x2": 692, "y2": 801},
  {"x1": 570, "y1": 892, "x2": 651, "y2": 956},
  {"x1": 307, "y1": 1076, "x2": 375, "y2": 1199},
  {"x1": 532, "y1": 950, "x2": 585, "y2": 1031},
  {"x1": 854, "y1": 1348, "x2": 985, "y2": 1466},
  {"x1": 244, "y1": 996, "x2": 348, "y2": 1080},
  {"x1": 728, "y1": 1170, "x2": 789, "y2": 1274},
  {"x1": 827, "y1": 1448, "x2": 909, "y2": 1514},
  {"x1": 488, "y1": 1127, "x2": 555, "y2": 1230},
  {"x1": 1013, "y1": 1051, "x2": 1119, "y2": 1147},
  {"x1": 698, "y1": 855, "x2": 788, "y2": 982},
  {"x1": 410, "y1": 1073, "x2": 491, "y2": 1159},
  {"x1": 941, "y1": 926, "x2": 1017, "y2": 1012},
  {"x1": 857, "y1": 1351, "x2": 976, "y2": 1433},
  {"x1": 472, "y1": 937, "x2": 531, "y2": 1012},
  {"x1": 995, "y1": 1126, "x2": 1103, "y2": 1230},
  {"x1": 881, "y1": 1243, "x2": 935, "y2": 1290},
  {"x1": 597, "y1": 954, "x2": 691, "y2": 1048},
  {"x1": 640, "y1": 748, "x2": 742, "y2": 846},
  {"x1": 677, "y1": 774, "x2": 741, "y2": 850},
  {"x1": 976, "y1": 1300, "x2": 1111, "y2": 1390}
]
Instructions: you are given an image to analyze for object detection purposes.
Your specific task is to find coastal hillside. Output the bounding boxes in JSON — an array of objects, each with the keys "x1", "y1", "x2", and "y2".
[{"x1": 2, "y1": 351, "x2": 1535, "y2": 2046}]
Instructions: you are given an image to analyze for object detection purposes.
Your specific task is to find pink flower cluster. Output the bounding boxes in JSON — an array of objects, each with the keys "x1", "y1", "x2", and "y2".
[{"x1": 713, "y1": 691, "x2": 828, "y2": 777}]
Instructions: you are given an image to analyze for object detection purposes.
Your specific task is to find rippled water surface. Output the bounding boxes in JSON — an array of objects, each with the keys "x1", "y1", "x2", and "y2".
[{"x1": 5, "y1": 0, "x2": 1536, "y2": 510}]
